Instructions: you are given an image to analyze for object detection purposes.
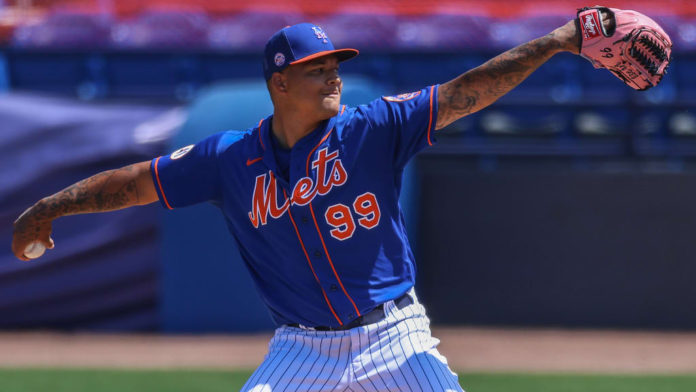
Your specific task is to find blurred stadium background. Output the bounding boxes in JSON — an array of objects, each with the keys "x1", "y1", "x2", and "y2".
[{"x1": 2, "y1": 0, "x2": 696, "y2": 390}]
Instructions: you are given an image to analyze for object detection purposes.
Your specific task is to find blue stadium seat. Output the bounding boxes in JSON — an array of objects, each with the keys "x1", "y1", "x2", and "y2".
[
  {"x1": 394, "y1": 11, "x2": 492, "y2": 51},
  {"x1": 104, "y1": 54, "x2": 202, "y2": 100},
  {"x1": 207, "y1": 9, "x2": 305, "y2": 51},
  {"x1": 390, "y1": 53, "x2": 487, "y2": 92},
  {"x1": 673, "y1": 17, "x2": 696, "y2": 53},
  {"x1": 499, "y1": 55, "x2": 582, "y2": 105},
  {"x1": 316, "y1": 8, "x2": 398, "y2": 50},
  {"x1": 11, "y1": 7, "x2": 113, "y2": 49},
  {"x1": 673, "y1": 57, "x2": 696, "y2": 104},
  {"x1": 634, "y1": 109, "x2": 696, "y2": 157},
  {"x1": 668, "y1": 110, "x2": 696, "y2": 137},
  {"x1": 478, "y1": 105, "x2": 572, "y2": 136},
  {"x1": 488, "y1": 14, "x2": 568, "y2": 51},
  {"x1": 578, "y1": 59, "x2": 631, "y2": 105},
  {"x1": 572, "y1": 108, "x2": 631, "y2": 136},
  {"x1": 110, "y1": 8, "x2": 209, "y2": 49},
  {"x1": 631, "y1": 71, "x2": 677, "y2": 106}
]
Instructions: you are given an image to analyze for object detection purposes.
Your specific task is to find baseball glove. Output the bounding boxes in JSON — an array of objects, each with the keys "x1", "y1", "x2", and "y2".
[{"x1": 576, "y1": 6, "x2": 672, "y2": 90}]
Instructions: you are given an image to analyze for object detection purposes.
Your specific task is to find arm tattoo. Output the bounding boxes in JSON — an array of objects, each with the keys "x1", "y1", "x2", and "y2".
[
  {"x1": 437, "y1": 31, "x2": 565, "y2": 130},
  {"x1": 30, "y1": 164, "x2": 143, "y2": 222}
]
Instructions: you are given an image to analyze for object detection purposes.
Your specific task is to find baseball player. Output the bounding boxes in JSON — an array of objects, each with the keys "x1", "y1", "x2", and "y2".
[{"x1": 12, "y1": 7, "x2": 671, "y2": 391}]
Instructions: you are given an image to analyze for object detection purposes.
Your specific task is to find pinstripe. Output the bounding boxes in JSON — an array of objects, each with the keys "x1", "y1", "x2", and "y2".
[
  {"x1": 307, "y1": 335, "x2": 334, "y2": 391},
  {"x1": 403, "y1": 306, "x2": 444, "y2": 391},
  {"x1": 280, "y1": 334, "x2": 315, "y2": 392},
  {"x1": 295, "y1": 334, "x2": 324, "y2": 390},
  {"x1": 382, "y1": 303, "x2": 413, "y2": 391},
  {"x1": 389, "y1": 305, "x2": 422, "y2": 392},
  {"x1": 370, "y1": 320, "x2": 399, "y2": 389},
  {"x1": 362, "y1": 323, "x2": 391, "y2": 391},
  {"x1": 414, "y1": 314, "x2": 454, "y2": 390},
  {"x1": 382, "y1": 320, "x2": 412, "y2": 392},
  {"x1": 317, "y1": 334, "x2": 346, "y2": 391},
  {"x1": 242, "y1": 332, "x2": 289, "y2": 390},
  {"x1": 394, "y1": 304, "x2": 433, "y2": 391},
  {"x1": 356, "y1": 327, "x2": 382, "y2": 392},
  {"x1": 424, "y1": 310, "x2": 462, "y2": 391},
  {"x1": 352, "y1": 365, "x2": 369, "y2": 392},
  {"x1": 265, "y1": 334, "x2": 302, "y2": 388},
  {"x1": 242, "y1": 293, "x2": 461, "y2": 392},
  {"x1": 416, "y1": 314, "x2": 460, "y2": 391}
]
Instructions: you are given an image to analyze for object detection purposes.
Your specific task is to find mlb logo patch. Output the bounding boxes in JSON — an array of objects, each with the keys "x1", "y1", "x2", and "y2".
[
  {"x1": 382, "y1": 91, "x2": 421, "y2": 102},
  {"x1": 274, "y1": 52, "x2": 286, "y2": 67},
  {"x1": 170, "y1": 144, "x2": 194, "y2": 160}
]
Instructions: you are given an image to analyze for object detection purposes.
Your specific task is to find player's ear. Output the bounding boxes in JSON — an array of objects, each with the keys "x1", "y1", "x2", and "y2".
[{"x1": 271, "y1": 72, "x2": 287, "y2": 93}]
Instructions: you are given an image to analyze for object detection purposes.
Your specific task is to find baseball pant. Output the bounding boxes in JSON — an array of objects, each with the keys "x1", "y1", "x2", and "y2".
[{"x1": 241, "y1": 289, "x2": 463, "y2": 391}]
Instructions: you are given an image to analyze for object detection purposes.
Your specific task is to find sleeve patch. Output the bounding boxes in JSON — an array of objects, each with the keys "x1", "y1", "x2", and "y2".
[
  {"x1": 382, "y1": 91, "x2": 421, "y2": 102},
  {"x1": 170, "y1": 144, "x2": 194, "y2": 160}
]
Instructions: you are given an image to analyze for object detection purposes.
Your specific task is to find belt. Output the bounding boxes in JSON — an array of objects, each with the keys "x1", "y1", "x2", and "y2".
[{"x1": 289, "y1": 292, "x2": 413, "y2": 331}]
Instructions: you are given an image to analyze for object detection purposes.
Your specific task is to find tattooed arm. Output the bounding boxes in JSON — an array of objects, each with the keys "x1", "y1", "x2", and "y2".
[
  {"x1": 436, "y1": 19, "x2": 583, "y2": 129},
  {"x1": 12, "y1": 161, "x2": 158, "y2": 261}
]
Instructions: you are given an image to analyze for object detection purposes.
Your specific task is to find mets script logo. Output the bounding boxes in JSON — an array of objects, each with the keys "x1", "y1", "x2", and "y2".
[
  {"x1": 382, "y1": 91, "x2": 421, "y2": 102},
  {"x1": 311, "y1": 26, "x2": 329, "y2": 43},
  {"x1": 582, "y1": 13, "x2": 601, "y2": 39},
  {"x1": 248, "y1": 148, "x2": 347, "y2": 228}
]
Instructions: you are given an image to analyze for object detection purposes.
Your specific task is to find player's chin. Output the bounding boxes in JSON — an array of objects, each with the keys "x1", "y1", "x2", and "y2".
[{"x1": 320, "y1": 95, "x2": 341, "y2": 116}]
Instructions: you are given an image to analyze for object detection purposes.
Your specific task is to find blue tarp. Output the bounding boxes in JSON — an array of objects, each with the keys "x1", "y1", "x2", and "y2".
[{"x1": 0, "y1": 93, "x2": 180, "y2": 331}]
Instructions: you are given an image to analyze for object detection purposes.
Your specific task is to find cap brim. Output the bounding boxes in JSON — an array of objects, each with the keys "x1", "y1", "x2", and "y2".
[{"x1": 290, "y1": 48, "x2": 359, "y2": 65}]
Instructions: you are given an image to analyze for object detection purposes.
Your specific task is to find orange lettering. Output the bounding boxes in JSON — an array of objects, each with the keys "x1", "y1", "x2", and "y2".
[
  {"x1": 292, "y1": 177, "x2": 316, "y2": 206},
  {"x1": 248, "y1": 172, "x2": 289, "y2": 228}
]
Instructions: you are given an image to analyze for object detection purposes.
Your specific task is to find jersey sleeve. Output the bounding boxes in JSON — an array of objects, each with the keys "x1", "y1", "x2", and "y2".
[
  {"x1": 362, "y1": 85, "x2": 439, "y2": 170},
  {"x1": 150, "y1": 133, "x2": 224, "y2": 209}
]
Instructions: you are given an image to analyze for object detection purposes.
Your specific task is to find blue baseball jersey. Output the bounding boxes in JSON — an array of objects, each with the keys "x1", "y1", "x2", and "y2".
[{"x1": 151, "y1": 85, "x2": 439, "y2": 327}]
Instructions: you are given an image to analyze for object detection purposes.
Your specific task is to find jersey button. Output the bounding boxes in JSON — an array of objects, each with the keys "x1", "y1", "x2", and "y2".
[
  {"x1": 301, "y1": 216, "x2": 309, "y2": 223},
  {"x1": 313, "y1": 250, "x2": 322, "y2": 258},
  {"x1": 330, "y1": 284, "x2": 338, "y2": 291}
]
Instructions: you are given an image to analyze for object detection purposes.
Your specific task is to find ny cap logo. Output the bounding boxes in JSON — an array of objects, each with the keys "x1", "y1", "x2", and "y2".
[{"x1": 312, "y1": 26, "x2": 329, "y2": 43}]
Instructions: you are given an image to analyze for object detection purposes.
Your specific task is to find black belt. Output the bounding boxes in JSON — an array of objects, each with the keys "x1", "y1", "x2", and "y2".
[{"x1": 289, "y1": 292, "x2": 413, "y2": 331}]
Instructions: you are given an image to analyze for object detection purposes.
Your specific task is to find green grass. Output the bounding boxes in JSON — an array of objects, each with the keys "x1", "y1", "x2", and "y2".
[
  {"x1": 462, "y1": 373, "x2": 696, "y2": 392},
  {"x1": 1, "y1": 369, "x2": 696, "y2": 391}
]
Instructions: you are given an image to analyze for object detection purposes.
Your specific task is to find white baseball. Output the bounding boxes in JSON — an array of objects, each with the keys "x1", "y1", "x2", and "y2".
[{"x1": 24, "y1": 242, "x2": 46, "y2": 259}]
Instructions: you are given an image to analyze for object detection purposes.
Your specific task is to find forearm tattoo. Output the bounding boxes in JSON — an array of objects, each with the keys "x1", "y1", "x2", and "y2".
[
  {"x1": 437, "y1": 31, "x2": 565, "y2": 129},
  {"x1": 29, "y1": 164, "x2": 142, "y2": 222}
]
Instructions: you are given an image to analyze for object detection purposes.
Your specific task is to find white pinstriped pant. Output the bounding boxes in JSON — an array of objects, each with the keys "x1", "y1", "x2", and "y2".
[{"x1": 241, "y1": 289, "x2": 463, "y2": 391}]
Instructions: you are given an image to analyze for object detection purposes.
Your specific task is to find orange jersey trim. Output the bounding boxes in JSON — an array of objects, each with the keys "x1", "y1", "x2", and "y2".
[
  {"x1": 304, "y1": 128, "x2": 362, "y2": 318},
  {"x1": 340, "y1": 105, "x2": 346, "y2": 115},
  {"x1": 284, "y1": 189, "x2": 343, "y2": 326},
  {"x1": 258, "y1": 118, "x2": 266, "y2": 150},
  {"x1": 427, "y1": 85, "x2": 435, "y2": 146},
  {"x1": 153, "y1": 157, "x2": 173, "y2": 210},
  {"x1": 305, "y1": 128, "x2": 334, "y2": 175},
  {"x1": 308, "y1": 202, "x2": 362, "y2": 317}
]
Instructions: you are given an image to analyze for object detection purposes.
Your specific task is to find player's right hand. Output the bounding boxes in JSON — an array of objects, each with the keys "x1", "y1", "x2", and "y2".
[{"x1": 12, "y1": 202, "x2": 55, "y2": 261}]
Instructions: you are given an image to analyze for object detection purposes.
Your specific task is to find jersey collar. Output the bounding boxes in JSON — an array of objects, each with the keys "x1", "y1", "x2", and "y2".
[{"x1": 259, "y1": 115, "x2": 336, "y2": 181}]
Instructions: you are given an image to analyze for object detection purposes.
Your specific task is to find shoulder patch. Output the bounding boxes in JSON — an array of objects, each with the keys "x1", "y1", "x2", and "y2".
[
  {"x1": 382, "y1": 91, "x2": 421, "y2": 102},
  {"x1": 170, "y1": 144, "x2": 194, "y2": 160}
]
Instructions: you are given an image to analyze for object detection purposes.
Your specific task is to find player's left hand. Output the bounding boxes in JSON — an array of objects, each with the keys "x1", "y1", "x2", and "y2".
[
  {"x1": 552, "y1": 7, "x2": 615, "y2": 54},
  {"x1": 575, "y1": 6, "x2": 672, "y2": 90}
]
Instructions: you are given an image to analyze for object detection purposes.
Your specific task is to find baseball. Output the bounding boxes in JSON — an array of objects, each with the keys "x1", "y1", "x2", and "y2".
[{"x1": 23, "y1": 242, "x2": 46, "y2": 259}]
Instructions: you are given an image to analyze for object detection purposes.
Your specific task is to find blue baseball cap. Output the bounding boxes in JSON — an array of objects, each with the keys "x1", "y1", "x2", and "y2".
[{"x1": 263, "y1": 23, "x2": 359, "y2": 80}]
